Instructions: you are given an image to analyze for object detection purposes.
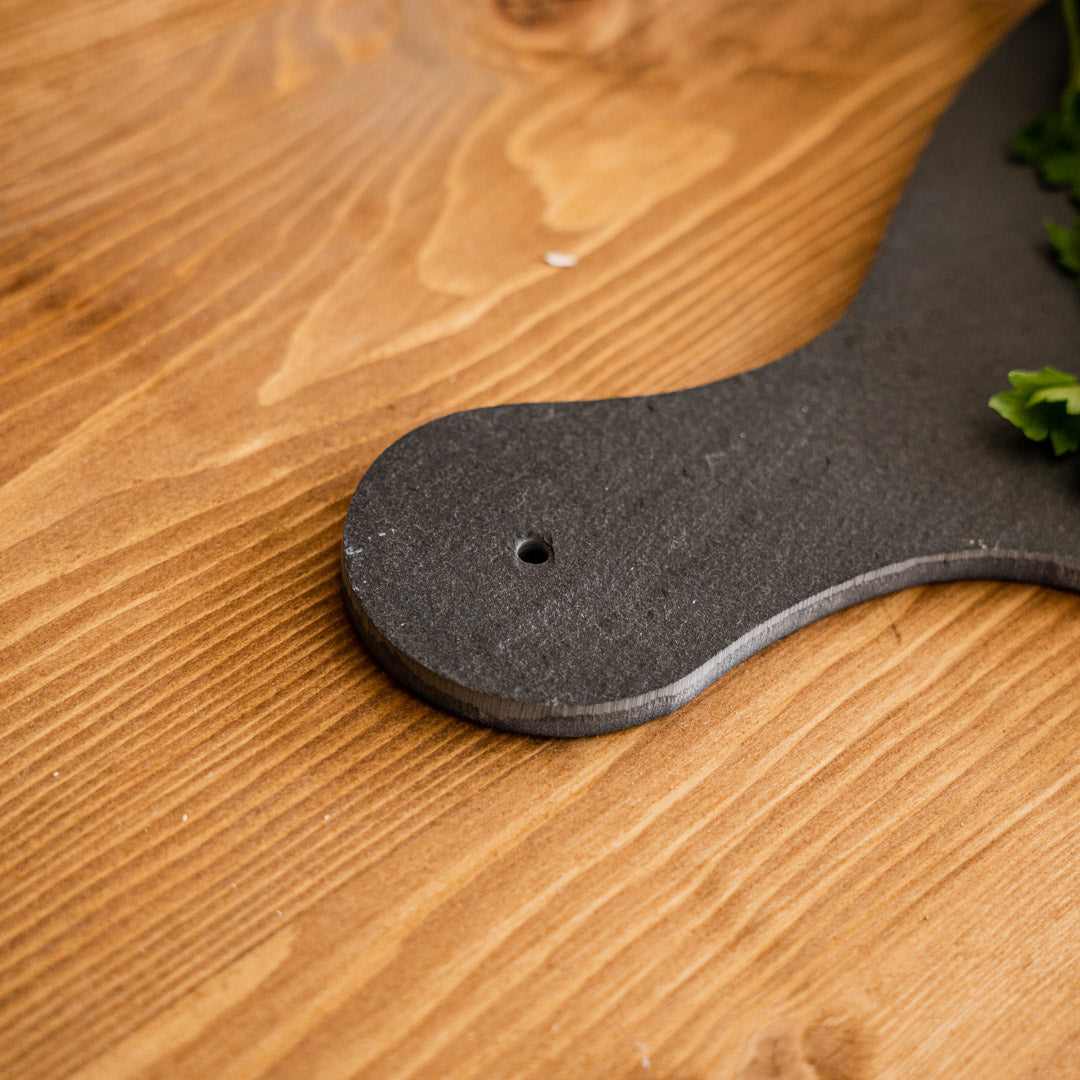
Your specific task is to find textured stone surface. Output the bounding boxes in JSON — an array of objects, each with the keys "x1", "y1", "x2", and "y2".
[{"x1": 343, "y1": 3, "x2": 1080, "y2": 736}]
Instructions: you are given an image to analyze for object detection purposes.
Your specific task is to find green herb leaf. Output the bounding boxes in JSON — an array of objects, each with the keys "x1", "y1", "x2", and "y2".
[
  {"x1": 1047, "y1": 217, "x2": 1080, "y2": 272},
  {"x1": 989, "y1": 367, "x2": 1080, "y2": 454},
  {"x1": 1029, "y1": 382, "x2": 1080, "y2": 412},
  {"x1": 1040, "y1": 150, "x2": 1080, "y2": 195},
  {"x1": 1011, "y1": 99, "x2": 1080, "y2": 199},
  {"x1": 995, "y1": 4, "x2": 1080, "y2": 455}
]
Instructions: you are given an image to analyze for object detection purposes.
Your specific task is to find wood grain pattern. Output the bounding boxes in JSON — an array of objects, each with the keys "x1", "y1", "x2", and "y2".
[{"x1": 3, "y1": 0, "x2": 1078, "y2": 1076}]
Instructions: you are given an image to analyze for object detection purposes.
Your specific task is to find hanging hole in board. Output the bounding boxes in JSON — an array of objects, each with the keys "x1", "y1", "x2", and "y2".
[{"x1": 515, "y1": 537, "x2": 553, "y2": 565}]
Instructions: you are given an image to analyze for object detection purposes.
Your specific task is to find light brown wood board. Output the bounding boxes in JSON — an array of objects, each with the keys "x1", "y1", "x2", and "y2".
[{"x1": 3, "y1": 0, "x2": 1078, "y2": 1077}]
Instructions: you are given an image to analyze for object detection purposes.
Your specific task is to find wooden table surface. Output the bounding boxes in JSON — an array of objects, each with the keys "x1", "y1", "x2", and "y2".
[{"x1": 5, "y1": 0, "x2": 1080, "y2": 1077}]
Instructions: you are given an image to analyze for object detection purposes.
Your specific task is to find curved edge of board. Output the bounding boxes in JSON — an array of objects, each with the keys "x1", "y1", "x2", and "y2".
[{"x1": 342, "y1": 547, "x2": 1080, "y2": 737}]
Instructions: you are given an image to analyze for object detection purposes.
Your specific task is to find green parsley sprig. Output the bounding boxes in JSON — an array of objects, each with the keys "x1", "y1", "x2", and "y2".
[
  {"x1": 1047, "y1": 216, "x2": 1080, "y2": 272},
  {"x1": 991, "y1": 1, "x2": 1080, "y2": 453},
  {"x1": 1011, "y1": 0, "x2": 1080, "y2": 215},
  {"x1": 990, "y1": 367, "x2": 1080, "y2": 454}
]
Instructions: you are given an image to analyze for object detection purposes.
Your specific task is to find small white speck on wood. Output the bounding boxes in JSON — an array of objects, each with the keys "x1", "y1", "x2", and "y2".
[{"x1": 544, "y1": 251, "x2": 577, "y2": 268}]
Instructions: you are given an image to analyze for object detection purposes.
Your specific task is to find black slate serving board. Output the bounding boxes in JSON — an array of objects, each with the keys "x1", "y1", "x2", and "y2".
[{"x1": 343, "y1": 3, "x2": 1080, "y2": 737}]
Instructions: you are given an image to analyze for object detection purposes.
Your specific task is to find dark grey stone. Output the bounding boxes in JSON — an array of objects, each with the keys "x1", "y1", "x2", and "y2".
[{"x1": 342, "y1": 3, "x2": 1080, "y2": 737}]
